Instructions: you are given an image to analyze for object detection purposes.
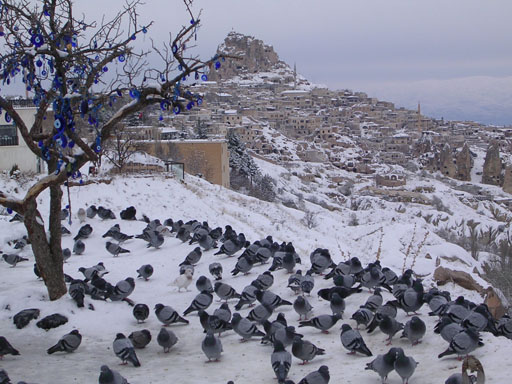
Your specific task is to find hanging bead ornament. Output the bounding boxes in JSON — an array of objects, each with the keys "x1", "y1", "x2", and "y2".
[
  {"x1": 173, "y1": 105, "x2": 181, "y2": 115},
  {"x1": 201, "y1": 74, "x2": 208, "y2": 81},
  {"x1": 160, "y1": 100, "x2": 169, "y2": 111},
  {"x1": 195, "y1": 72, "x2": 199, "y2": 80},
  {"x1": 94, "y1": 136, "x2": 101, "y2": 153},
  {"x1": 197, "y1": 98, "x2": 203, "y2": 106},
  {"x1": 4, "y1": 112, "x2": 11, "y2": 123},
  {"x1": 142, "y1": 26, "x2": 148, "y2": 34},
  {"x1": 172, "y1": 44, "x2": 178, "y2": 54},
  {"x1": 118, "y1": 54, "x2": 125, "y2": 63},
  {"x1": 186, "y1": 101, "x2": 194, "y2": 110},
  {"x1": 129, "y1": 88, "x2": 140, "y2": 99},
  {"x1": 215, "y1": 61, "x2": 221, "y2": 70},
  {"x1": 31, "y1": 33, "x2": 44, "y2": 48}
]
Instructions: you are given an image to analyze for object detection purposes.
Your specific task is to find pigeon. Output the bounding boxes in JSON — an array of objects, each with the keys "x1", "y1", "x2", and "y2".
[
  {"x1": 98, "y1": 365, "x2": 128, "y2": 384},
  {"x1": 394, "y1": 348, "x2": 418, "y2": 384},
  {"x1": 136, "y1": 264, "x2": 153, "y2": 281},
  {"x1": 379, "y1": 315, "x2": 404, "y2": 345},
  {"x1": 299, "y1": 313, "x2": 342, "y2": 333},
  {"x1": 396, "y1": 280, "x2": 424, "y2": 315},
  {"x1": 77, "y1": 208, "x2": 86, "y2": 223},
  {"x1": 444, "y1": 373, "x2": 463, "y2": 384},
  {"x1": 308, "y1": 249, "x2": 333, "y2": 275},
  {"x1": 181, "y1": 247, "x2": 202, "y2": 266},
  {"x1": 105, "y1": 241, "x2": 130, "y2": 257},
  {"x1": 382, "y1": 267, "x2": 398, "y2": 285},
  {"x1": 109, "y1": 278, "x2": 135, "y2": 302},
  {"x1": 271, "y1": 341, "x2": 292, "y2": 383},
  {"x1": 132, "y1": 303, "x2": 150, "y2": 323},
  {"x1": 231, "y1": 255, "x2": 254, "y2": 276},
  {"x1": 155, "y1": 304, "x2": 189, "y2": 325},
  {"x1": 445, "y1": 296, "x2": 471, "y2": 324},
  {"x1": 33, "y1": 263, "x2": 41, "y2": 279},
  {"x1": 214, "y1": 303, "x2": 232, "y2": 323},
  {"x1": 86, "y1": 205, "x2": 97, "y2": 219},
  {"x1": 365, "y1": 347, "x2": 399, "y2": 384},
  {"x1": 2, "y1": 254, "x2": 28, "y2": 267},
  {"x1": 291, "y1": 337, "x2": 325, "y2": 364},
  {"x1": 234, "y1": 282, "x2": 259, "y2": 310},
  {"x1": 196, "y1": 275, "x2": 213, "y2": 293},
  {"x1": 462, "y1": 304, "x2": 498, "y2": 334},
  {"x1": 365, "y1": 288, "x2": 384, "y2": 312},
  {"x1": 214, "y1": 282, "x2": 241, "y2": 301},
  {"x1": 340, "y1": 324, "x2": 372, "y2": 356},
  {"x1": 36, "y1": 313, "x2": 68, "y2": 331},
  {"x1": 214, "y1": 235, "x2": 244, "y2": 257},
  {"x1": 61, "y1": 208, "x2": 69, "y2": 220},
  {"x1": 231, "y1": 313, "x2": 265, "y2": 341},
  {"x1": 62, "y1": 248, "x2": 72, "y2": 262},
  {"x1": 73, "y1": 240, "x2": 85, "y2": 255},
  {"x1": 247, "y1": 303, "x2": 274, "y2": 324},
  {"x1": 202, "y1": 331, "x2": 223, "y2": 362},
  {"x1": 199, "y1": 310, "x2": 232, "y2": 335},
  {"x1": 333, "y1": 274, "x2": 356, "y2": 289},
  {"x1": 113, "y1": 333, "x2": 140, "y2": 367},
  {"x1": 288, "y1": 270, "x2": 303, "y2": 294},
  {"x1": 317, "y1": 286, "x2": 362, "y2": 301},
  {"x1": 438, "y1": 328, "x2": 481, "y2": 359},
  {"x1": 120, "y1": 206, "x2": 137, "y2": 220},
  {"x1": 0, "y1": 336, "x2": 20, "y2": 358},
  {"x1": 401, "y1": 316, "x2": 426, "y2": 346},
  {"x1": 300, "y1": 271, "x2": 315, "y2": 295},
  {"x1": 498, "y1": 314, "x2": 512, "y2": 339},
  {"x1": 329, "y1": 292, "x2": 345, "y2": 317},
  {"x1": 111, "y1": 231, "x2": 134, "y2": 243},
  {"x1": 179, "y1": 261, "x2": 195, "y2": 276},
  {"x1": 297, "y1": 365, "x2": 330, "y2": 384},
  {"x1": 170, "y1": 269, "x2": 194, "y2": 292},
  {"x1": 47, "y1": 330, "x2": 82, "y2": 354},
  {"x1": 176, "y1": 226, "x2": 191, "y2": 243},
  {"x1": 61, "y1": 225, "x2": 71, "y2": 236},
  {"x1": 129, "y1": 329, "x2": 152, "y2": 349},
  {"x1": 281, "y1": 252, "x2": 297, "y2": 273},
  {"x1": 198, "y1": 233, "x2": 217, "y2": 251},
  {"x1": 13, "y1": 308, "x2": 40, "y2": 329},
  {"x1": 157, "y1": 328, "x2": 178, "y2": 352},
  {"x1": 144, "y1": 230, "x2": 164, "y2": 249},
  {"x1": 97, "y1": 206, "x2": 116, "y2": 220},
  {"x1": 434, "y1": 316, "x2": 465, "y2": 343},
  {"x1": 68, "y1": 279, "x2": 86, "y2": 307},
  {"x1": 102, "y1": 224, "x2": 121, "y2": 238},
  {"x1": 183, "y1": 291, "x2": 213, "y2": 316},
  {"x1": 9, "y1": 213, "x2": 24, "y2": 222},
  {"x1": 0, "y1": 369, "x2": 10, "y2": 384},
  {"x1": 293, "y1": 295, "x2": 313, "y2": 320},
  {"x1": 73, "y1": 224, "x2": 93, "y2": 241},
  {"x1": 253, "y1": 271, "x2": 275, "y2": 291},
  {"x1": 256, "y1": 290, "x2": 292, "y2": 310},
  {"x1": 366, "y1": 301, "x2": 400, "y2": 333},
  {"x1": 273, "y1": 326, "x2": 303, "y2": 348},
  {"x1": 209, "y1": 262, "x2": 223, "y2": 280}
]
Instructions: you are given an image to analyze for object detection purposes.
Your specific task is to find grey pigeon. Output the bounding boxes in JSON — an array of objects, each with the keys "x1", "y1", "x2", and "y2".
[
  {"x1": 145, "y1": 230, "x2": 164, "y2": 249},
  {"x1": 365, "y1": 347, "x2": 399, "y2": 384},
  {"x1": 132, "y1": 304, "x2": 150, "y2": 323},
  {"x1": 309, "y1": 249, "x2": 333, "y2": 275},
  {"x1": 231, "y1": 313, "x2": 265, "y2": 341},
  {"x1": 36, "y1": 313, "x2": 68, "y2": 331},
  {"x1": 198, "y1": 233, "x2": 217, "y2": 251},
  {"x1": 235, "y1": 282, "x2": 259, "y2": 310},
  {"x1": 394, "y1": 348, "x2": 418, "y2": 384},
  {"x1": 86, "y1": 205, "x2": 97, "y2": 219},
  {"x1": 299, "y1": 313, "x2": 342, "y2": 333},
  {"x1": 97, "y1": 206, "x2": 116, "y2": 220},
  {"x1": 0, "y1": 369, "x2": 10, "y2": 384},
  {"x1": 288, "y1": 270, "x2": 303, "y2": 294},
  {"x1": 329, "y1": 292, "x2": 345, "y2": 317},
  {"x1": 111, "y1": 231, "x2": 134, "y2": 243},
  {"x1": 136, "y1": 264, "x2": 153, "y2": 280},
  {"x1": 300, "y1": 272, "x2": 315, "y2": 295},
  {"x1": 183, "y1": 291, "x2": 213, "y2": 316},
  {"x1": 209, "y1": 262, "x2": 223, "y2": 280},
  {"x1": 74, "y1": 224, "x2": 93, "y2": 241},
  {"x1": 0, "y1": 336, "x2": 20, "y2": 358},
  {"x1": 61, "y1": 226, "x2": 71, "y2": 236},
  {"x1": 445, "y1": 374, "x2": 463, "y2": 384},
  {"x1": 157, "y1": 328, "x2": 178, "y2": 352},
  {"x1": 247, "y1": 303, "x2": 273, "y2": 324},
  {"x1": 120, "y1": 206, "x2": 137, "y2": 220},
  {"x1": 113, "y1": 333, "x2": 140, "y2": 367},
  {"x1": 13, "y1": 308, "x2": 40, "y2": 329},
  {"x1": 293, "y1": 295, "x2": 313, "y2": 320},
  {"x1": 401, "y1": 316, "x2": 426, "y2": 346},
  {"x1": 47, "y1": 330, "x2": 82, "y2": 354},
  {"x1": 128, "y1": 329, "x2": 151, "y2": 349},
  {"x1": 196, "y1": 275, "x2": 214, "y2": 293},
  {"x1": 271, "y1": 341, "x2": 292, "y2": 383},
  {"x1": 62, "y1": 248, "x2": 71, "y2": 262},
  {"x1": 68, "y1": 280, "x2": 86, "y2": 307},
  {"x1": 73, "y1": 240, "x2": 85, "y2": 255},
  {"x1": 365, "y1": 288, "x2": 383, "y2": 312},
  {"x1": 202, "y1": 331, "x2": 222, "y2": 362},
  {"x1": 297, "y1": 365, "x2": 330, "y2": 384},
  {"x1": 435, "y1": 317, "x2": 464, "y2": 343},
  {"x1": 106, "y1": 241, "x2": 130, "y2": 257},
  {"x1": 98, "y1": 365, "x2": 128, "y2": 384},
  {"x1": 253, "y1": 271, "x2": 274, "y2": 291},
  {"x1": 199, "y1": 311, "x2": 232, "y2": 335},
  {"x1": 77, "y1": 208, "x2": 86, "y2": 223},
  {"x1": 155, "y1": 304, "x2": 189, "y2": 325},
  {"x1": 438, "y1": 328, "x2": 480, "y2": 359},
  {"x1": 256, "y1": 290, "x2": 292, "y2": 310},
  {"x1": 291, "y1": 337, "x2": 325, "y2": 364},
  {"x1": 214, "y1": 303, "x2": 232, "y2": 323},
  {"x1": 214, "y1": 282, "x2": 241, "y2": 301},
  {"x1": 109, "y1": 278, "x2": 135, "y2": 302},
  {"x1": 102, "y1": 224, "x2": 120, "y2": 238},
  {"x1": 2, "y1": 254, "x2": 28, "y2": 267},
  {"x1": 379, "y1": 315, "x2": 404, "y2": 345},
  {"x1": 340, "y1": 324, "x2": 372, "y2": 356},
  {"x1": 181, "y1": 247, "x2": 202, "y2": 266},
  {"x1": 231, "y1": 255, "x2": 254, "y2": 276},
  {"x1": 273, "y1": 326, "x2": 303, "y2": 348}
]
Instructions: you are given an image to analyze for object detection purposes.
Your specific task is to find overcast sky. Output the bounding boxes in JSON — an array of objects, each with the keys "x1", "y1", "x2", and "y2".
[{"x1": 73, "y1": 1, "x2": 512, "y2": 125}]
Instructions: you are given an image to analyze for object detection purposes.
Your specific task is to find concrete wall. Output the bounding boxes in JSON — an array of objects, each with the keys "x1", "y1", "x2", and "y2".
[
  {"x1": 141, "y1": 140, "x2": 230, "y2": 188},
  {"x1": 0, "y1": 107, "x2": 43, "y2": 173}
]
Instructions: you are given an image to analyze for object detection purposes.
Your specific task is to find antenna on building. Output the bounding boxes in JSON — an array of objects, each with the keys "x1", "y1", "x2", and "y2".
[
  {"x1": 293, "y1": 62, "x2": 297, "y2": 89},
  {"x1": 417, "y1": 101, "x2": 421, "y2": 132}
]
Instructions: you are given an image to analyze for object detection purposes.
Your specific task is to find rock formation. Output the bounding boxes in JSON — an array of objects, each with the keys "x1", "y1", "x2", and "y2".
[{"x1": 456, "y1": 143, "x2": 472, "y2": 181}]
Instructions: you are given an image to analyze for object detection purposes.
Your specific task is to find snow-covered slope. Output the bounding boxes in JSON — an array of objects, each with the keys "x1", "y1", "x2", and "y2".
[{"x1": 0, "y1": 172, "x2": 510, "y2": 384}]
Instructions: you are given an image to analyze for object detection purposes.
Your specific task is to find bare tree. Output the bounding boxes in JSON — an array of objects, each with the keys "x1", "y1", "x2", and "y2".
[
  {"x1": 0, "y1": 0, "x2": 233, "y2": 300},
  {"x1": 103, "y1": 124, "x2": 139, "y2": 172}
]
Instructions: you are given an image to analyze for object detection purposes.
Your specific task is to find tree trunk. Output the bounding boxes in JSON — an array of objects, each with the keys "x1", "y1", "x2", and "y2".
[{"x1": 23, "y1": 187, "x2": 67, "y2": 301}]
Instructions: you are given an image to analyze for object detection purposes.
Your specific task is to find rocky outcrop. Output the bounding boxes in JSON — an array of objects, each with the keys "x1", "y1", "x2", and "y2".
[
  {"x1": 433, "y1": 266, "x2": 484, "y2": 293},
  {"x1": 456, "y1": 143, "x2": 472, "y2": 181},
  {"x1": 482, "y1": 142, "x2": 502, "y2": 185},
  {"x1": 439, "y1": 144, "x2": 456, "y2": 178},
  {"x1": 502, "y1": 164, "x2": 512, "y2": 194}
]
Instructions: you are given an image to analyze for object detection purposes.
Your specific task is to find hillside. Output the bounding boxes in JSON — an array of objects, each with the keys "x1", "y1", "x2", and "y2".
[{"x1": 0, "y1": 168, "x2": 511, "y2": 383}]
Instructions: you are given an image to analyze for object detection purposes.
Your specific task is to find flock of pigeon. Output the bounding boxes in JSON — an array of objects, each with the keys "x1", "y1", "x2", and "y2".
[{"x1": 1, "y1": 203, "x2": 511, "y2": 384}]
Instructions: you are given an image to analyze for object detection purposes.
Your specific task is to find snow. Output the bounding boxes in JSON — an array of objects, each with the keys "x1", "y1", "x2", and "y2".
[{"x1": 0, "y1": 171, "x2": 511, "y2": 384}]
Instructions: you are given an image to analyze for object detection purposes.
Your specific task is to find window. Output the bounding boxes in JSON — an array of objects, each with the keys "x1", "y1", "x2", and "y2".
[{"x1": 0, "y1": 125, "x2": 18, "y2": 146}]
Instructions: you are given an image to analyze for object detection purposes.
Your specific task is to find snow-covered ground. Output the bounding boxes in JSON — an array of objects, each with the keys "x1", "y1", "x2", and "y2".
[{"x1": 0, "y1": 171, "x2": 511, "y2": 384}]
